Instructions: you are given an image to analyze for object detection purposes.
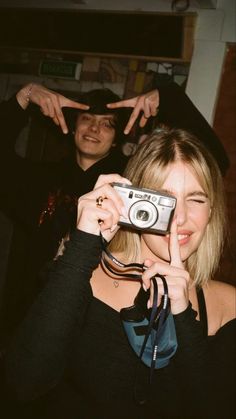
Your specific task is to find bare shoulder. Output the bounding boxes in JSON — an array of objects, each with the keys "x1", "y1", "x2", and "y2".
[
  {"x1": 205, "y1": 280, "x2": 236, "y2": 330},
  {"x1": 209, "y1": 280, "x2": 236, "y2": 305}
]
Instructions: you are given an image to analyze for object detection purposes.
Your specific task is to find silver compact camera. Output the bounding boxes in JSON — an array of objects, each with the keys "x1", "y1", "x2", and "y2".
[{"x1": 112, "y1": 182, "x2": 176, "y2": 234}]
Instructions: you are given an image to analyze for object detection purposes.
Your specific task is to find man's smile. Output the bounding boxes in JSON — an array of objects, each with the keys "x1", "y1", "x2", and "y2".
[{"x1": 83, "y1": 135, "x2": 100, "y2": 143}]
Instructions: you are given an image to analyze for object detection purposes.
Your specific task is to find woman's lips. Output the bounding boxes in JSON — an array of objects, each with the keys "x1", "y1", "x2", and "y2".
[
  {"x1": 164, "y1": 231, "x2": 192, "y2": 245},
  {"x1": 176, "y1": 234, "x2": 190, "y2": 245}
]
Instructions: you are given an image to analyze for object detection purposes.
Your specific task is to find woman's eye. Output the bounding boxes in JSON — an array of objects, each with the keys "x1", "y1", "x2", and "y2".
[{"x1": 188, "y1": 198, "x2": 206, "y2": 204}]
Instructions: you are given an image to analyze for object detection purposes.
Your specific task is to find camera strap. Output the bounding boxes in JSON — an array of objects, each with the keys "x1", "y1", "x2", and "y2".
[
  {"x1": 138, "y1": 274, "x2": 170, "y2": 382},
  {"x1": 100, "y1": 235, "x2": 175, "y2": 373},
  {"x1": 100, "y1": 234, "x2": 177, "y2": 404},
  {"x1": 101, "y1": 234, "x2": 145, "y2": 280}
]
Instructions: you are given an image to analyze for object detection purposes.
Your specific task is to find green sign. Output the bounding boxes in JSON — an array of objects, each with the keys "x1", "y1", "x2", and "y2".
[{"x1": 39, "y1": 60, "x2": 82, "y2": 80}]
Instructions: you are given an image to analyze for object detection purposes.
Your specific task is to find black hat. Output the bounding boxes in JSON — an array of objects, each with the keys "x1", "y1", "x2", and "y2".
[
  {"x1": 64, "y1": 88, "x2": 130, "y2": 146},
  {"x1": 78, "y1": 88, "x2": 121, "y2": 114}
]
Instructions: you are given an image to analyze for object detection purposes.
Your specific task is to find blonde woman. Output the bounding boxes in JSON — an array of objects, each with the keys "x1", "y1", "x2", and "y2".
[{"x1": 6, "y1": 129, "x2": 235, "y2": 419}]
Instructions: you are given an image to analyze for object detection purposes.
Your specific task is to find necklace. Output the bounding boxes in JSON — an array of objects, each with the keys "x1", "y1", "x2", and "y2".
[{"x1": 101, "y1": 241, "x2": 144, "y2": 290}]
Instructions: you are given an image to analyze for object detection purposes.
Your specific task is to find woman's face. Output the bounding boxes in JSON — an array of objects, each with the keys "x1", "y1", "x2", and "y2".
[{"x1": 140, "y1": 161, "x2": 211, "y2": 263}]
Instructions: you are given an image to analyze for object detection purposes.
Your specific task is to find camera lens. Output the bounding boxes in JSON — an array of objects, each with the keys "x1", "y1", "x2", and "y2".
[
  {"x1": 129, "y1": 201, "x2": 158, "y2": 229},
  {"x1": 136, "y1": 210, "x2": 149, "y2": 221}
]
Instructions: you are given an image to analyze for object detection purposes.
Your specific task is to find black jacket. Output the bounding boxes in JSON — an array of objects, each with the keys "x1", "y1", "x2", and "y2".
[{"x1": 0, "y1": 95, "x2": 128, "y2": 342}]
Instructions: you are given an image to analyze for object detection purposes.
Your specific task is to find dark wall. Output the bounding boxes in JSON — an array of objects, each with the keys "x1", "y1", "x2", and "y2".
[
  {"x1": 0, "y1": 9, "x2": 191, "y2": 60},
  {"x1": 214, "y1": 43, "x2": 236, "y2": 285}
]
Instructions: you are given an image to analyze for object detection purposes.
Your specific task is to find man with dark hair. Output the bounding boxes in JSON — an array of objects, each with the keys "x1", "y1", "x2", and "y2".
[{"x1": 0, "y1": 84, "x2": 129, "y2": 345}]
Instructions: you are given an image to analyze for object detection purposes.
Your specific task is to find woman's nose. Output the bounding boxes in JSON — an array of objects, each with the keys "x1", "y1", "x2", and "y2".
[{"x1": 175, "y1": 200, "x2": 187, "y2": 226}]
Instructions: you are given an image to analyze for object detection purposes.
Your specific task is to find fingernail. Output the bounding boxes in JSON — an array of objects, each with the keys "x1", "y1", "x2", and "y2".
[
  {"x1": 142, "y1": 283, "x2": 147, "y2": 292},
  {"x1": 121, "y1": 177, "x2": 132, "y2": 184},
  {"x1": 147, "y1": 300, "x2": 151, "y2": 309}
]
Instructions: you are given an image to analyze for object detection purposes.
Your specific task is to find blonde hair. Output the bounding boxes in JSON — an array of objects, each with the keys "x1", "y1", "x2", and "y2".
[{"x1": 109, "y1": 128, "x2": 227, "y2": 287}]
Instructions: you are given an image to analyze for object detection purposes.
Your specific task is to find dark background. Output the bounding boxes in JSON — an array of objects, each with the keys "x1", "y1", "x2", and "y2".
[{"x1": 0, "y1": 9, "x2": 184, "y2": 59}]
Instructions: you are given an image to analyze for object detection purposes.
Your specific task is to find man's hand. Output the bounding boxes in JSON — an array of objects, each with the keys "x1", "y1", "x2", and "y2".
[
  {"x1": 16, "y1": 83, "x2": 89, "y2": 134},
  {"x1": 107, "y1": 89, "x2": 159, "y2": 134}
]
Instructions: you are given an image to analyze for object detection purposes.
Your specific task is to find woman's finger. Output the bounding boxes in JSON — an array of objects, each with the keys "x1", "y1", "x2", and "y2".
[
  {"x1": 146, "y1": 276, "x2": 165, "y2": 309},
  {"x1": 79, "y1": 179, "x2": 130, "y2": 220},
  {"x1": 77, "y1": 197, "x2": 120, "y2": 236},
  {"x1": 94, "y1": 174, "x2": 131, "y2": 189},
  {"x1": 169, "y1": 218, "x2": 183, "y2": 269}
]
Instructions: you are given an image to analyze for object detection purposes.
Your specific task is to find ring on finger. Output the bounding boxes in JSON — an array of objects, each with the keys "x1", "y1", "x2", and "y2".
[{"x1": 96, "y1": 196, "x2": 104, "y2": 208}]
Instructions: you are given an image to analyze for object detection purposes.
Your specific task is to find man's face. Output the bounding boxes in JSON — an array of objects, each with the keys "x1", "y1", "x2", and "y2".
[{"x1": 74, "y1": 113, "x2": 117, "y2": 161}]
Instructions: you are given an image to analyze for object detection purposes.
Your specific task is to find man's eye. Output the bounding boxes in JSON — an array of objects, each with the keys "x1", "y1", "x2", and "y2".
[
  {"x1": 82, "y1": 115, "x2": 91, "y2": 121},
  {"x1": 101, "y1": 121, "x2": 113, "y2": 129}
]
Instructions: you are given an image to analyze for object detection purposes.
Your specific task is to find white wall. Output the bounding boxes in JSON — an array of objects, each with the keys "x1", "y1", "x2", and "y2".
[
  {"x1": 186, "y1": 0, "x2": 236, "y2": 123},
  {"x1": 0, "y1": 0, "x2": 215, "y2": 12}
]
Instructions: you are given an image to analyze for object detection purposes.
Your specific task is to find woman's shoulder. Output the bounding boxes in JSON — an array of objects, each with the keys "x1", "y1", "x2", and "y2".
[
  {"x1": 209, "y1": 278, "x2": 235, "y2": 288},
  {"x1": 208, "y1": 279, "x2": 236, "y2": 301},
  {"x1": 205, "y1": 280, "x2": 236, "y2": 332}
]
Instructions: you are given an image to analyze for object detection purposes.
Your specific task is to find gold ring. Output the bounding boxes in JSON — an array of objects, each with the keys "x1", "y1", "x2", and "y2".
[{"x1": 96, "y1": 196, "x2": 104, "y2": 208}]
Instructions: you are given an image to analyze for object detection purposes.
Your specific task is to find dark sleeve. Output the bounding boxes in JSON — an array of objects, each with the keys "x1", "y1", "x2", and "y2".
[
  {"x1": 0, "y1": 154, "x2": 57, "y2": 231},
  {"x1": 0, "y1": 95, "x2": 29, "y2": 155},
  {"x1": 157, "y1": 82, "x2": 229, "y2": 175},
  {"x1": 0, "y1": 96, "x2": 58, "y2": 229},
  {"x1": 208, "y1": 320, "x2": 236, "y2": 419},
  {"x1": 5, "y1": 229, "x2": 102, "y2": 401},
  {"x1": 173, "y1": 306, "x2": 236, "y2": 419},
  {"x1": 173, "y1": 304, "x2": 209, "y2": 372}
]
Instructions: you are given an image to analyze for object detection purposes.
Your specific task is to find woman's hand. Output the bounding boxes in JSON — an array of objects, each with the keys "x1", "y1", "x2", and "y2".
[
  {"x1": 142, "y1": 219, "x2": 190, "y2": 315},
  {"x1": 107, "y1": 89, "x2": 159, "y2": 134},
  {"x1": 16, "y1": 83, "x2": 89, "y2": 134},
  {"x1": 77, "y1": 174, "x2": 131, "y2": 242}
]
